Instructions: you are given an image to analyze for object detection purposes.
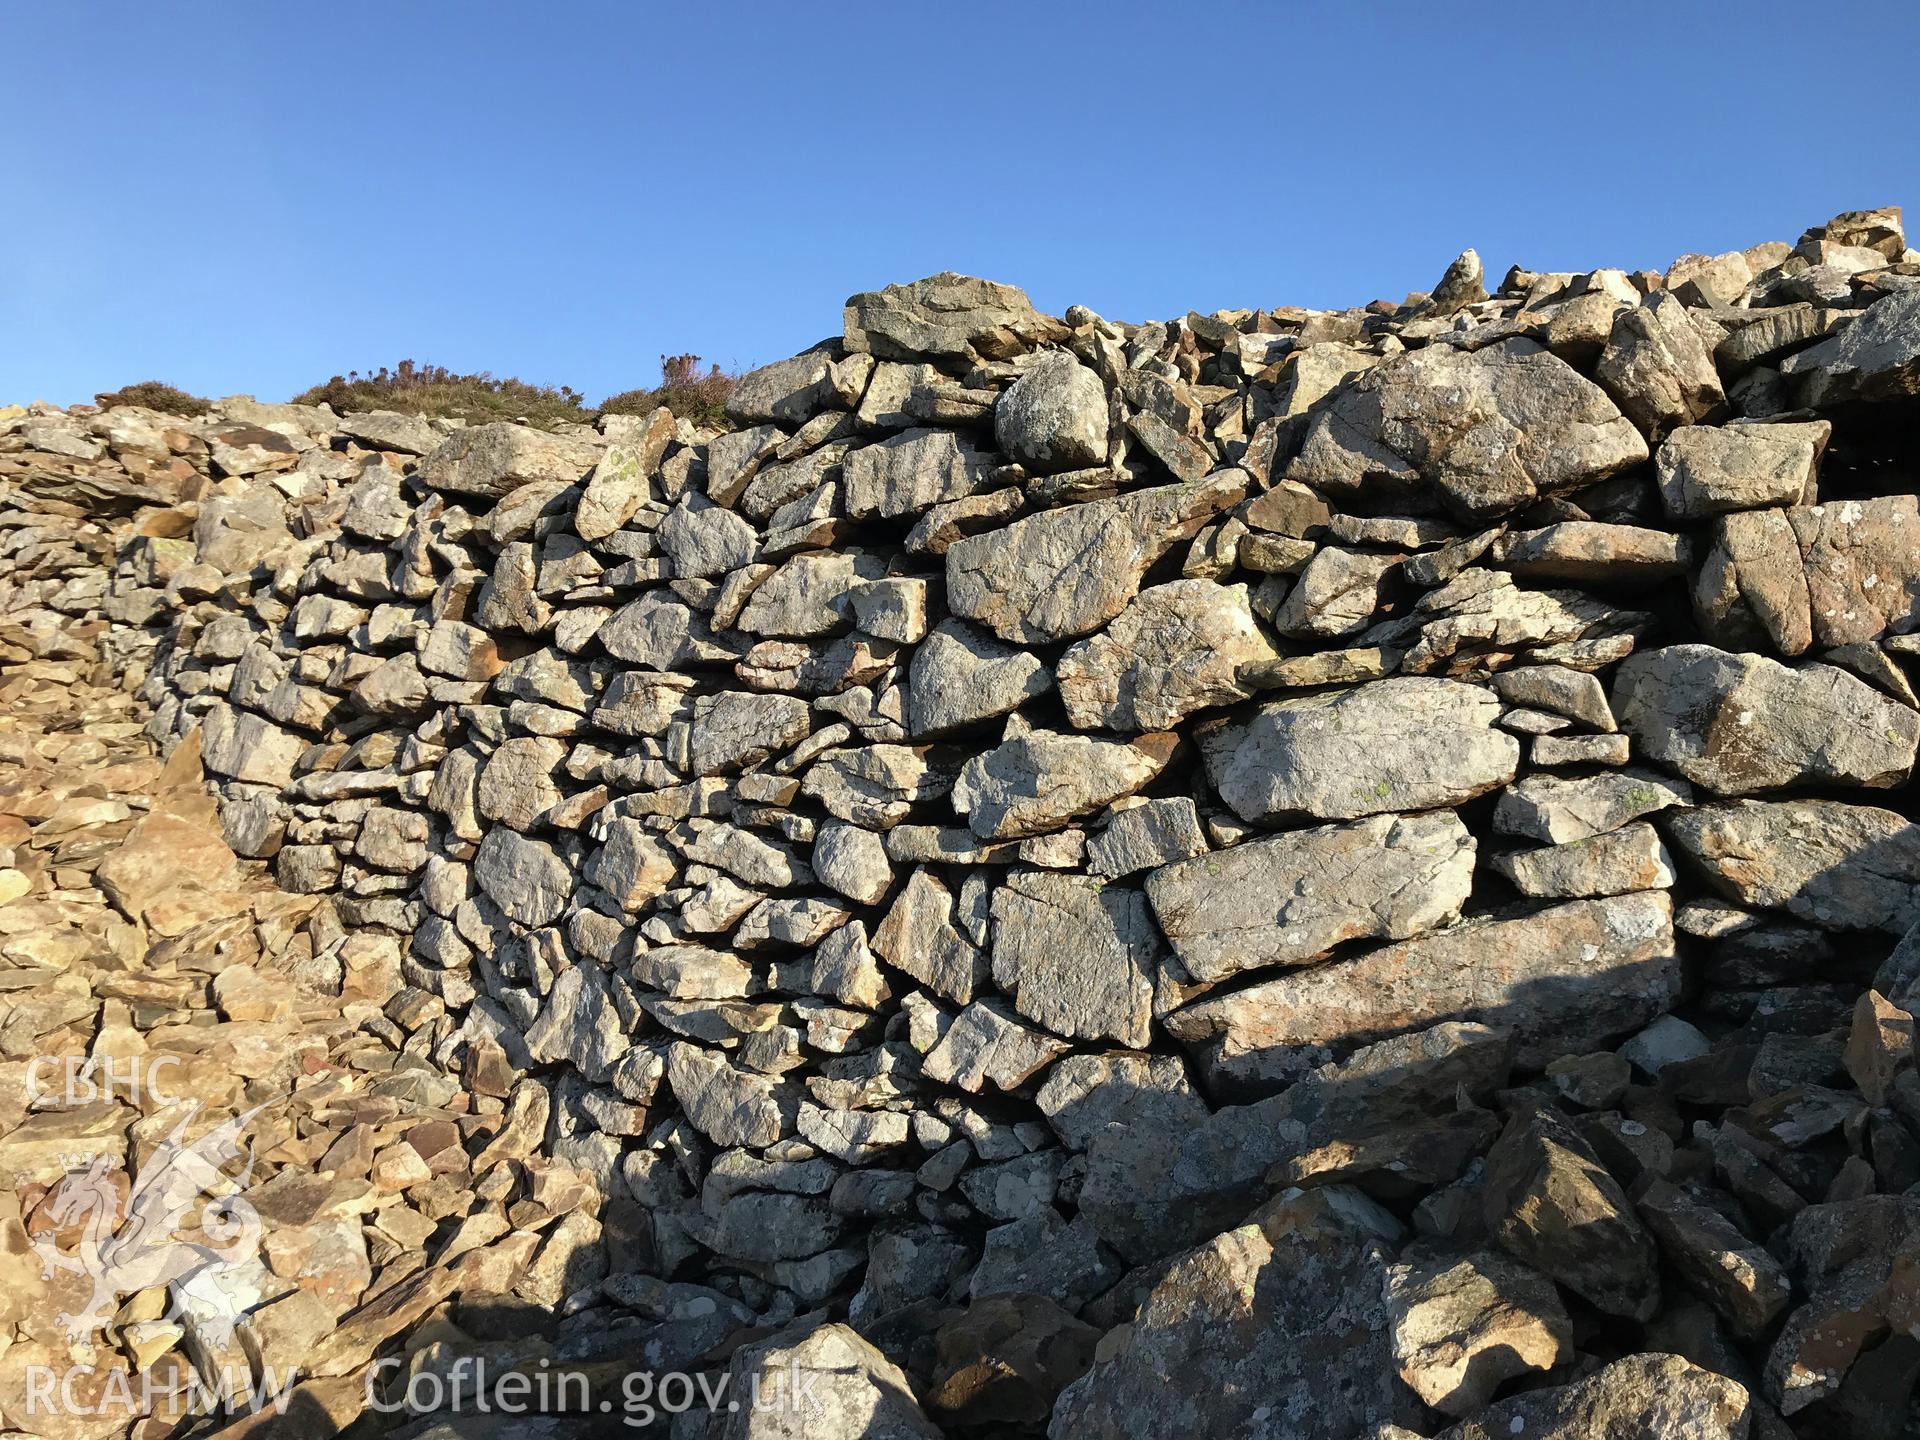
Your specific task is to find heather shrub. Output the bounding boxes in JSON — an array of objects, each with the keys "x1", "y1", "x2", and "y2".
[
  {"x1": 292, "y1": 360, "x2": 591, "y2": 429},
  {"x1": 92, "y1": 381, "x2": 212, "y2": 416},
  {"x1": 601, "y1": 353, "x2": 738, "y2": 428}
]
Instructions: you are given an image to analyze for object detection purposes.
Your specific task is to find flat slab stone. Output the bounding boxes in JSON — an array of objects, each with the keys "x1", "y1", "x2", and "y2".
[
  {"x1": 1202, "y1": 677, "x2": 1518, "y2": 824},
  {"x1": 1163, "y1": 891, "x2": 1679, "y2": 1091},
  {"x1": 1146, "y1": 811, "x2": 1475, "y2": 984}
]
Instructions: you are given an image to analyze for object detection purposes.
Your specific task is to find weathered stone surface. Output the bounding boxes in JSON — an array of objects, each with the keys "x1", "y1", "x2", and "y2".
[
  {"x1": 1665, "y1": 799, "x2": 1920, "y2": 932},
  {"x1": 1386, "y1": 1249, "x2": 1572, "y2": 1417},
  {"x1": 524, "y1": 963, "x2": 628, "y2": 1082},
  {"x1": 1494, "y1": 821, "x2": 1676, "y2": 899},
  {"x1": 712, "y1": 1319, "x2": 943, "y2": 1440},
  {"x1": 870, "y1": 868, "x2": 987, "y2": 1003},
  {"x1": 923, "y1": 999, "x2": 1070, "y2": 1093},
  {"x1": 416, "y1": 422, "x2": 600, "y2": 499},
  {"x1": 1495, "y1": 522, "x2": 1689, "y2": 584},
  {"x1": 1086, "y1": 797, "x2": 1208, "y2": 879},
  {"x1": 1595, "y1": 292, "x2": 1726, "y2": 439},
  {"x1": 1048, "y1": 1186, "x2": 1408, "y2": 1440},
  {"x1": 1655, "y1": 421, "x2": 1828, "y2": 519},
  {"x1": 1482, "y1": 1105, "x2": 1660, "y2": 1320},
  {"x1": 1431, "y1": 1353, "x2": 1752, "y2": 1440},
  {"x1": 844, "y1": 427, "x2": 998, "y2": 521},
  {"x1": 691, "y1": 691, "x2": 811, "y2": 775},
  {"x1": 1164, "y1": 892, "x2": 1678, "y2": 1089},
  {"x1": 666, "y1": 1042, "x2": 784, "y2": 1148},
  {"x1": 476, "y1": 735, "x2": 566, "y2": 831},
  {"x1": 994, "y1": 349, "x2": 1109, "y2": 474},
  {"x1": 946, "y1": 472, "x2": 1247, "y2": 645},
  {"x1": 1492, "y1": 768, "x2": 1692, "y2": 844},
  {"x1": 656, "y1": 492, "x2": 759, "y2": 578},
  {"x1": 1057, "y1": 579, "x2": 1276, "y2": 731},
  {"x1": 1636, "y1": 1177, "x2": 1790, "y2": 1339},
  {"x1": 576, "y1": 417, "x2": 672, "y2": 540},
  {"x1": 1613, "y1": 644, "x2": 1917, "y2": 795},
  {"x1": 929, "y1": 1292, "x2": 1099, "y2": 1429},
  {"x1": 844, "y1": 272, "x2": 1060, "y2": 363},
  {"x1": 1287, "y1": 338, "x2": 1648, "y2": 519},
  {"x1": 1781, "y1": 286, "x2": 1920, "y2": 408},
  {"x1": 953, "y1": 731, "x2": 1174, "y2": 839},
  {"x1": 906, "y1": 619, "x2": 1049, "y2": 738},
  {"x1": 1146, "y1": 811, "x2": 1474, "y2": 984},
  {"x1": 1202, "y1": 677, "x2": 1517, "y2": 824},
  {"x1": 990, "y1": 870, "x2": 1158, "y2": 1046},
  {"x1": 472, "y1": 826, "x2": 572, "y2": 926}
]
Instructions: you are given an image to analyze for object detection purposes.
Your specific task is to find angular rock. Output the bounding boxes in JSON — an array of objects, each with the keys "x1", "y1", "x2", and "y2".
[
  {"x1": 1165, "y1": 892, "x2": 1679, "y2": 1090},
  {"x1": 906, "y1": 619, "x2": 1050, "y2": 738},
  {"x1": 1482, "y1": 1105, "x2": 1660, "y2": 1321},
  {"x1": 1665, "y1": 799, "x2": 1920, "y2": 932},
  {"x1": 1431, "y1": 1353, "x2": 1752, "y2": 1440},
  {"x1": 1386, "y1": 1249, "x2": 1573, "y2": 1417},
  {"x1": 953, "y1": 731, "x2": 1174, "y2": 840},
  {"x1": 1781, "y1": 286, "x2": 1920, "y2": 408},
  {"x1": 946, "y1": 472, "x2": 1248, "y2": 645},
  {"x1": 472, "y1": 827, "x2": 572, "y2": 927},
  {"x1": 923, "y1": 999, "x2": 1070, "y2": 1094},
  {"x1": 1492, "y1": 768, "x2": 1692, "y2": 844},
  {"x1": 417, "y1": 422, "x2": 600, "y2": 499},
  {"x1": 844, "y1": 272, "x2": 1059, "y2": 363},
  {"x1": 1614, "y1": 643, "x2": 1917, "y2": 795},
  {"x1": 712, "y1": 1320, "x2": 942, "y2": 1439},
  {"x1": 1057, "y1": 579, "x2": 1276, "y2": 732},
  {"x1": 1048, "y1": 1186, "x2": 1408, "y2": 1440},
  {"x1": 990, "y1": 871, "x2": 1158, "y2": 1047},
  {"x1": 1287, "y1": 337, "x2": 1648, "y2": 519},
  {"x1": 1594, "y1": 292, "x2": 1726, "y2": 439},
  {"x1": 1655, "y1": 421, "x2": 1828, "y2": 519},
  {"x1": 1202, "y1": 677, "x2": 1517, "y2": 824},
  {"x1": 843, "y1": 427, "x2": 998, "y2": 521},
  {"x1": 1493, "y1": 821, "x2": 1676, "y2": 899},
  {"x1": 1146, "y1": 811, "x2": 1475, "y2": 984},
  {"x1": 994, "y1": 349, "x2": 1109, "y2": 475}
]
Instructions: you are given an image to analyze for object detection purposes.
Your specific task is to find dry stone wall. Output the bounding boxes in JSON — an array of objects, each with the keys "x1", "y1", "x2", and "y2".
[{"x1": 10, "y1": 203, "x2": 1920, "y2": 1436}]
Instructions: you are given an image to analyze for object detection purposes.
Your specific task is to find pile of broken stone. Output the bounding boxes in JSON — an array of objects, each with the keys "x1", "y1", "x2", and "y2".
[{"x1": 7, "y1": 202, "x2": 1920, "y2": 1438}]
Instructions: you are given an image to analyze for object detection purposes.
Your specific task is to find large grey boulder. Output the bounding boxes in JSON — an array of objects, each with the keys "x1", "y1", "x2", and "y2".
[
  {"x1": 1665, "y1": 799, "x2": 1920, "y2": 932},
  {"x1": 1286, "y1": 337, "x2": 1647, "y2": 519},
  {"x1": 1146, "y1": 811, "x2": 1475, "y2": 983},
  {"x1": 1431, "y1": 1353, "x2": 1751, "y2": 1440},
  {"x1": 1654, "y1": 421, "x2": 1828, "y2": 519},
  {"x1": 906, "y1": 619, "x2": 1050, "y2": 737},
  {"x1": 1781, "y1": 285, "x2": 1920, "y2": 408},
  {"x1": 1057, "y1": 579, "x2": 1277, "y2": 732},
  {"x1": 994, "y1": 349, "x2": 1109, "y2": 474},
  {"x1": 843, "y1": 427, "x2": 998, "y2": 521},
  {"x1": 946, "y1": 472, "x2": 1248, "y2": 645},
  {"x1": 1482, "y1": 1105, "x2": 1659, "y2": 1320},
  {"x1": 990, "y1": 870, "x2": 1159, "y2": 1046},
  {"x1": 952, "y1": 731, "x2": 1175, "y2": 839},
  {"x1": 416, "y1": 422, "x2": 600, "y2": 499},
  {"x1": 844, "y1": 272, "x2": 1062, "y2": 362},
  {"x1": 1048, "y1": 1186, "x2": 1411, "y2": 1440},
  {"x1": 1202, "y1": 677, "x2": 1518, "y2": 824},
  {"x1": 1164, "y1": 891, "x2": 1679, "y2": 1090},
  {"x1": 473, "y1": 827, "x2": 572, "y2": 927},
  {"x1": 710, "y1": 1319, "x2": 943, "y2": 1439},
  {"x1": 1594, "y1": 292, "x2": 1726, "y2": 440},
  {"x1": 1613, "y1": 644, "x2": 1918, "y2": 794}
]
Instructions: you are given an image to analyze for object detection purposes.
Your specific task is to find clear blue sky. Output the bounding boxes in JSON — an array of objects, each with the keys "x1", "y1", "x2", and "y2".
[{"x1": 5, "y1": 1, "x2": 1917, "y2": 408}]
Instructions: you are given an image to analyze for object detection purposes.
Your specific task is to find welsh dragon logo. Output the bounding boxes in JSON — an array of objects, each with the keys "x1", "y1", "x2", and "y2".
[{"x1": 31, "y1": 1102, "x2": 268, "y2": 1345}]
